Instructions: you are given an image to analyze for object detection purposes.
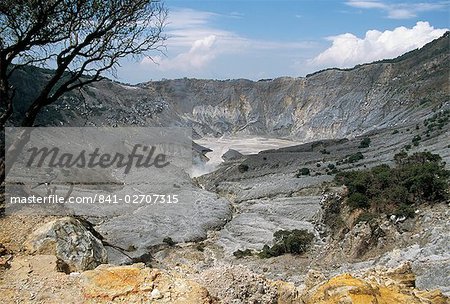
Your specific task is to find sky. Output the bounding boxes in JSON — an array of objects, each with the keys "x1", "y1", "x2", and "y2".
[{"x1": 116, "y1": 0, "x2": 450, "y2": 83}]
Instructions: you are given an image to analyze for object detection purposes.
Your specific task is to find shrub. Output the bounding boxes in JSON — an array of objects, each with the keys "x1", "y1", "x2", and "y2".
[
  {"x1": 296, "y1": 167, "x2": 310, "y2": 177},
  {"x1": 394, "y1": 204, "x2": 415, "y2": 219},
  {"x1": 358, "y1": 138, "x2": 371, "y2": 148},
  {"x1": 394, "y1": 151, "x2": 408, "y2": 164},
  {"x1": 335, "y1": 152, "x2": 449, "y2": 215},
  {"x1": 238, "y1": 164, "x2": 249, "y2": 173},
  {"x1": 320, "y1": 149, "x2": 330, "y2": 154},
  {"x1": 327, "y1": 168, "x2": 339, "y2": 175},
  {"x1": 327, "y1": 164, "x2": 336, "y2": 170},
  {"x1": 258, "y1": 245, "x2": 275, "y2": 259},
  {"x1": 196, "y1": 243, "x2": 205, "y2": 252},
  {"x1": 355, "y1": 212, "x2": 376, "y2": 224},
  {"x1": 163, "y1": 237, "x2": 175, "y2": 246},
  {"x1": 259, "y1": 229, "x2": 314, "y2": 258},
  {"x1": 346, "y1": 152, "x2": 364, "y2": 163},
  {"x1": 412, "y1": 135, "x2": 421, "y2": 146},
  {"x1": 347, "y1": 193, "x2": 370, "y2": 209},
  {"x1": 387, "y1": 185, "x2": 409, "y2": 204},
  {"x1": 233, "y1": 249, "x2": 253, "y2": 258},
  {"x1": 392, "y1": 130, "x2": 399, "y2": 135}
]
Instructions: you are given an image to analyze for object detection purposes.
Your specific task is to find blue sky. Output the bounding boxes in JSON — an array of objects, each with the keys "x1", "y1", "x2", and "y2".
[{"x1": 117, "y1": 0, "x2": 449, "y2": 83}]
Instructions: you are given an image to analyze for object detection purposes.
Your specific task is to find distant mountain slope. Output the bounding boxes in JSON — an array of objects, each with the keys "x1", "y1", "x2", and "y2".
[{"x1": 9, "y1": 32, "x2": 449, "y2": 140}]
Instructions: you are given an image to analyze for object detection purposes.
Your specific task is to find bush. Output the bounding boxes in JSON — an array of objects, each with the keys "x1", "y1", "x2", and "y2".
[
  {"x1": 394, "y1": 151, "x2": 408, "y2": 164},
  {"x1": 412, "y1": 135, "x2": 421, "y2": 146},
  {"x1": 359, "y1": 137, "x2": 371, "y2": 148},
  {"x1": 335, "y1": 152, "x2": 449, "y2": 214},
  {"x1": 296, "y1": 167, "x2": 310, "y2": 177},
  {"x1": 196, "y1": 243, "x2": 205, "y2": 252},
  {"x1": 259, "y1": 229, "x2": 314, "y2": 258},
  {"x1": 355, "y1": 212, "x2": 376, "y2": 224},
  {"x1": 345, "y1": 152, "x2": 364, "y2": 163},
  {"x1": 233, "y1": 249, "x2": 253, "y2": 258},
  {"x1": 320, "y1": 149, "x2": 330, "y2": 154},
  {"x1": 394, "y1": 204, "x2": 415, "y2": 219},
  {"x1": 347, "y1": 193, "x2": 369, "y2": 209},
  {"x1": 163, "y1": 237, "x2": 175, "y2": 246},
  {"x1": 238, "y1": 164, "x2": 249, "y2": 173},
  {"x1": 387, "y1": 185, "x2": 409, "y2": 204}
]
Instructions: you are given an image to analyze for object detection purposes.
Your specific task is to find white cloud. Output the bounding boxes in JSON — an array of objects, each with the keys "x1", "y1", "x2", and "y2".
[
  {"x1": 345, "y1": 1, "x2": 449, "y2": 19},
  {"x1": 347, "y1": 1, "x2": 387, "y2": 9},
  {"x1": 141, "y1": 7, "x2": 315, "y2": 73},
  {"x1": 166, "y1": 8, "x2": 218, "y2": 29},
  {"x1": 145, "y1": 35, "x2": 218, "y2": 70},
  {"x1": 310, "y1": 21, "x2": 448, "y2": 68}
]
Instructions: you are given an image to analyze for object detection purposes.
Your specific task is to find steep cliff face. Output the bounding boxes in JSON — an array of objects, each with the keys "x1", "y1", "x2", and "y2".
[
  {"x1": 140, "y1": 32, "x2": 448, "y2": 140},
  {"x1": 10, "y1": 33, "x2": 449, "y2": 141}
]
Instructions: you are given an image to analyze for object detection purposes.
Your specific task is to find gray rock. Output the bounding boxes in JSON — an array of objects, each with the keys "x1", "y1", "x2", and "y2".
[
  {"x1": 25, "y1": 217, "x2": 107, "y2": 272},
  {"x1": 10, "y1": 34, "x2": 449, "y2": 143},
  {"x1": 222, "y1": 149, "x2": 243, "y2": 161},
  {"x1": 218, "y1": 196, "x2": 322, "y2": 254},
  {"x1": 96, "y1": 187, "x2": 232, "y2": 264}
]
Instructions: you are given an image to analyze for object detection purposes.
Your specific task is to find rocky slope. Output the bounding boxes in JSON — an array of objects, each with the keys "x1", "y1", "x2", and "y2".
[
  {"x1": 2, "y1": 32, "x2": 449, "y2": 304},
  {"x1": 9, "y1": 32, "x2": 449, "y2": 141},
  {"x1": 1, "y1": 253, "x2": 448, "y2": 303}
]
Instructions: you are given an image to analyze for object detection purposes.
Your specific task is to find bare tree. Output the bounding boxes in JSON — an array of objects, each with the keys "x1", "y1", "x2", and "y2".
[{"x1": 0, "y1": 0, "x2": 167, "y2": 183}]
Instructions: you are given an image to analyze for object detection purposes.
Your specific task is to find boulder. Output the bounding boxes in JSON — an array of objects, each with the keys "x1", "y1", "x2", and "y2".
[
  {"x1": 82, "y1": 263, "x2": 212, "y2": 303},
  {"x1": 25, "y1": 217, "x2": 107, "y2": 272},
  {"x1": 301, "y1": 268, "x2": 448, "y2": 304},
  {"x1": 221, "y1": 149, "x2": 243, "y2": 161}
]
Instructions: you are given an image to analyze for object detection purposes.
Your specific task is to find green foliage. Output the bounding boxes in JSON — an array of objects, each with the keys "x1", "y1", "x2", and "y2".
[
  {"x1": 320, "y1": 148, "x2": 330, "y2": 155},
  {"x1": 296, "y1": 167, "x2": 311, "y2": 177},
  {"x1": 238, "y1": 164, "x2": 249, "y2": 173},
  {"x1": 358, "y1": 137, "x2": 371, "y2": 149},
  {"x1": 387, "y1": 185, "x2": 409, "y2": 204},
  {"x1": 344, "y1": 152, "x2": 364, "y2": 164},
  {"x1": 394, "y1": 151, "x2": 408, "y2": 164},
  {"x1": 259, "y1": 229, "x2": 314, "y2": 258},
  {"x1": 347, "y1": 193, "x2": 370, "y2": 209},
  {"x1": 335, "y1": 152, "x2": 449, "y2": 214},
  {"x1": 355, "y1": 212, "x2": 377, "y2": 224},
  {"x1": 325, "y1": 163, "x2": 339, "y2": 175},
  {"x1": 163, "y1": 237, "x2": 175, "y2": 246},
  {"x1": 233, "y1": 249, "x2": 253, "y2": 258},
  {"x1": 412, "y1": 135, "x2": 422, "y2": 146},
  {"x1": 195, "y1": 243, "x2": 205, "y2": 252},
  {"x1": 424, "y1": 109, "x2": 450, "y2": 133},
  {"x1": 394, "y1": 204, "x2": 416, "y2": 219}
]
